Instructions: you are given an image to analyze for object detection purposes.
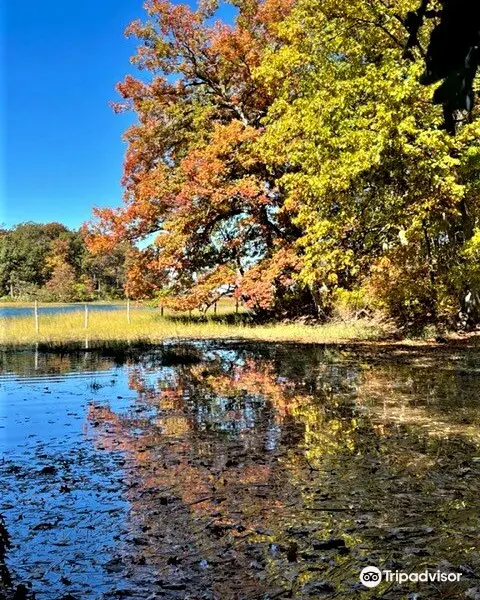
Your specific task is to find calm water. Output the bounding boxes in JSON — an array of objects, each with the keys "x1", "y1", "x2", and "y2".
[
  {"x1": 0, "y1": 304, "x2": 125, "y2": 319},
  {"x1": 1, "y1": 342, "x2": 480, "y2": 599}
]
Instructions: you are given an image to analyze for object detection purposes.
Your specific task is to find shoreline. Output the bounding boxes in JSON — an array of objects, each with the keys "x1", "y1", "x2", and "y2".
[
  {"x1": 0, "y1": 300, "x2": 129, "y2": 308},
  {"x1": 2, "y1": 308, "x2": 480, "y2": 351}
]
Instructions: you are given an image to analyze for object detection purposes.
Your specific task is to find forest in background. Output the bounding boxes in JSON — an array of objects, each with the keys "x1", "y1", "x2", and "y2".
[
  {"x1": 0, "y1": 222, "x2": 127, "y2": 302},
  {"x1": 81, "y1": 0, "x2": 480, "y2": 332}
]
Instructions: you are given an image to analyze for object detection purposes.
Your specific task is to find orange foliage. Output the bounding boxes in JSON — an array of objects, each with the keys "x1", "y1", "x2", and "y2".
[{"x1": 84, "y1": 0, "x2": 301, "y2": 314}]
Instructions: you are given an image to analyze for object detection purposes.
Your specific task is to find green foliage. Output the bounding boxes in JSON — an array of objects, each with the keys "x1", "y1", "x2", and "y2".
[
  {"x1": 257, "y1": 0, "x2": 480, "y2": 327},
  {"x1": 0, "y1": 222, "x2": 69, "y2": 294},
  {"x1": 366, "y1": 237, "x2": 438, "y2": 325},
  {"x1": 0, "y1": 222, "x2": 127, "y2": 302}
]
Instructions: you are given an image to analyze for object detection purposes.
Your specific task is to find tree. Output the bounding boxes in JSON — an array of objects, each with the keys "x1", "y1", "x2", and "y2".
[
  {"x1": 43, "y1": 262, "x2": 79, "y2": 302},
  {"x1": 86, "y1": 0, "x2": 480, "y2": 327},
  {"x1": 85, "y1": 0, "x2": 315, "y2": 317},
  {"x1": 405, "y1": 0, "x2": 480, "y2": 133},
  {"x1": 0, "y1": 222, "x2": 126, "y2": 301},
  {"x1": 259, "y1": 0, "x2": 480, "y2": 325},
  {"x1": 43, "y1": 238, "x2": 85, "y2": 302},
  {"x1": 82, "y1": 242, "x2": 129, "y2": 299},
  {"x1": 0, "y1": 222, "x2": 69, "y2": 297}
]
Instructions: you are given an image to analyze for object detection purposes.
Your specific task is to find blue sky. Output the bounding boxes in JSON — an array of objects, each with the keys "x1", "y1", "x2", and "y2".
[{"x1": 2, "y1": 0, "x2": 235, "y2": 231}]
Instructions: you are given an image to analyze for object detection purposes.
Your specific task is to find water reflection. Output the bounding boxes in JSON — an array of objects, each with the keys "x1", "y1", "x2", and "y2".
[{"x1": 1, "y1": 342, "x2": 480, "y2": 599}]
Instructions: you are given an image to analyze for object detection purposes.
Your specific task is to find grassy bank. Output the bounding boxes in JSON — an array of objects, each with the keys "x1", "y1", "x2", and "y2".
[{"x1": 0, "y1": 308, "x2": 384, "y2": 346}]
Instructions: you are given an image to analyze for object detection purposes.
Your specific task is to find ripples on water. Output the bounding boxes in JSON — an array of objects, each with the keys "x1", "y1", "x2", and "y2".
[{"x1": 1, "y1": 342, "x2": 480, "y2": 599}]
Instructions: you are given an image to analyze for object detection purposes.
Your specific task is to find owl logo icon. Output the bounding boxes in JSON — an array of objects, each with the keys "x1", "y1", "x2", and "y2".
[{"x1": 360, "y1": 566, "x2": 382, "y2": 588}]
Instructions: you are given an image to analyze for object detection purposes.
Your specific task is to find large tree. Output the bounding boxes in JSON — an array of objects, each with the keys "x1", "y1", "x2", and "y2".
[
  {"x1": 87, "y1": 0, "x2": 480, "y2": 327},
  {"x1": 259, "y1": 0, "x2": 480, "y2": 325},
  {"x1": 85, "y1": 0, "x2": 314, "y2": 317},
  {"x1": 405, "y1": 0, "x2": 480, "y2": 133}
]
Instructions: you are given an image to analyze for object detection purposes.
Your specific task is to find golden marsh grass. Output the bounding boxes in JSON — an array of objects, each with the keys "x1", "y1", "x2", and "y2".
[{"x1": 0, "y1": 307, "x2": 383, "y2": 346}]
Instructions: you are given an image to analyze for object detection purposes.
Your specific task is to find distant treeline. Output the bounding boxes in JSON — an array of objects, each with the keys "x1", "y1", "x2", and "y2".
[{"x1": 0, "y1": 222, "x2": 127, "y2": 302}]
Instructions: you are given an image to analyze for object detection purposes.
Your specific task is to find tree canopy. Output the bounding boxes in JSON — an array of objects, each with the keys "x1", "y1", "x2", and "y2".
[
  {"x1": 406, "y1": 0, "x2": 480, "y2": 133},
  {"x1": 0, "y1": 223, "x2": 128, "y2": 301},
  {"x1": 86, "y1": 0, "x2": 480, "y2": 329},
  {"x1": 85, "y1": 0, "x2": 312, "y2": 317}
]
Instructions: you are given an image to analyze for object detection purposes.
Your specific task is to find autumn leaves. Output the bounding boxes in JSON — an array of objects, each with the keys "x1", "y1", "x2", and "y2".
[{"x1": 87, "y1": 0, "x2": 480, "y2": 328}]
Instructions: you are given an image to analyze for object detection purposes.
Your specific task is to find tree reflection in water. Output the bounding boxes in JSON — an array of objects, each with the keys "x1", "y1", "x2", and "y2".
[{"x1": 83, "y1": 342, "x2": 480, "y2": 599}]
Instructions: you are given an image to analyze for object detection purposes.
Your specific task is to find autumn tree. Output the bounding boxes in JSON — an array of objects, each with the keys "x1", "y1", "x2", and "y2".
[
  {"x1": 259, "y1": 0, "x2": 480, "y2": 326},
  {"x1": 86, "y1": 0, "x2": 480, "y2": 327},
  {"x1": 85, "y1": 0, "x2": 315, "y2": 317},
  {"x1": 43, "y1": 238, "x2": 88, "y2": 302}
]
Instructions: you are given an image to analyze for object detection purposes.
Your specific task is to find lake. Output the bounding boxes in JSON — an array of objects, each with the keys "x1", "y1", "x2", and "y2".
[
  {"x1": 1, "y1": 341, "x2": 480, "y2": 599},
  {"x1": 0, "y1": 304, "x2": 126, "y2": 319}
]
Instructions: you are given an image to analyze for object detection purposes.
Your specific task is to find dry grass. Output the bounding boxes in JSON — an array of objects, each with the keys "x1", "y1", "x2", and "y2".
[{"x1": 0, "y1": 307, "x2": 384, "y2": 347}]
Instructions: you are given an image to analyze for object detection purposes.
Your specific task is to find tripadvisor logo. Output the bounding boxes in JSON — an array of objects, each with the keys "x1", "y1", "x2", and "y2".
[
  {"x1": 360, "y1": 566, "x2": 382, "y2": 588},
  {"x1": 359, "y1": 566, "x2": 462, "y2": 588}
]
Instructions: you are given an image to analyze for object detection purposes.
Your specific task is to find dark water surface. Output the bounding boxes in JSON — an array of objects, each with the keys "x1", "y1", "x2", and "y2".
[
  {"x1": 1, "y1": 342, "x2": 480, "y2": 599},
  {"x1": 0, "y1": 304, "x2": 125, "y2": 319}
]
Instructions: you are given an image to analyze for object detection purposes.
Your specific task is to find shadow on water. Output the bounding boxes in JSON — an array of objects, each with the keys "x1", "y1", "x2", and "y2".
[
  {"x1": 1, "y1": 341, "x2": 480, "y2": 599},
  {"x1": 0, "y1": 515, "x2": 11, "y2": 597}
]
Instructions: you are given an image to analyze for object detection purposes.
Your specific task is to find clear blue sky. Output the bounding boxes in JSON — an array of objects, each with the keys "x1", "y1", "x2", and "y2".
[{"x1": 2, "y1": 0, "x2": 235, "y2": 231}]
